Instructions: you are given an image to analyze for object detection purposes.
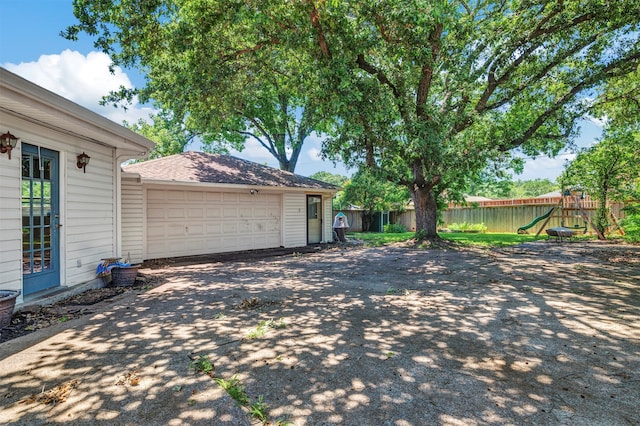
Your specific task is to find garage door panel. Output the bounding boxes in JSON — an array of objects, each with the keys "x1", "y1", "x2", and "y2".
[
  {"x1": 223, "y1": 222, "x2": 237, "y2": 233},
  {"x1": 167, "y1": 224, "x2": 185, "y2": 237},
  {"x1": 186, "y1": 224, "x2": 203, "y2": 234},
  {"x1": 223, "y1": 193, "x2": 238, "y2": 202},
  {"x1": 148, "y1": 207, "x2": 165, "y2": 219},
  {"x1": 146, "y1": 190, "x2": 282, "y2": 259},
  {"x1": 207, "y1": 207, "x2": 222, "y2": 218},
  {"x1": 168, "y1": 208, "x2": 185, "y2": 219},
  {"x1": 206, "y1": 192, "x2": 222, "y2": 202},
  {"x1": 148, "y1": 190, "x2": 165, "y2": 201},
  {"x1": 166, "y1": 190, "x2": 185, "y2": 201},
  {"x1": 187, "y1": 191, "x2": 203, "y2": 201},
  {"x1": 187, "y1": 208, "x2": 204, "y2": 218},
  {"x1": 206, "y1": 223, "x2": 222, "y2": 234}
]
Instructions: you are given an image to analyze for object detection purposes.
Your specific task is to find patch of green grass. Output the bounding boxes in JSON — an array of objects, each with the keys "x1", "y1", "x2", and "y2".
[
  {"x1": 386, "y1": 287, "x2": 411, "y2": 295},
  {"x1": 248, "y1": 395, "x2": 269, "y2": 423},
  {"x1": 190, "y1": 355, "x2": 215, "y2": 375},
  {"x1": 215, "y1": 375, "x2": 288, "y2": 425},
  {"x1": 246, "y1": 318, "x2": 286, "y2": 339},
  {"x1": 351, "y1": 231, "x2": 537, "y2": 248},
  {"x1": 349, "y1": 232, "x2": 414, "y2": 246},
  {"x1": 215, "y1": 375, "x2": 250, "y2": 406},
  {"x1": 441, "y1": 232, "x2": 537, "y2": 247}
]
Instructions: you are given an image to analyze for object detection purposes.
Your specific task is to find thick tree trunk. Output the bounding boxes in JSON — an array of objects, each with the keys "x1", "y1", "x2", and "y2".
[
  {"x1": 362, "y1": 211, "x2": 374, "y2": 232},
  {"x1": 411, "y1": 186, "x2": 439, "y2": 239}
]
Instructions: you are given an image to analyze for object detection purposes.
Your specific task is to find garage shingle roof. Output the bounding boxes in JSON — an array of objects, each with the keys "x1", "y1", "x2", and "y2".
[{"x1": 122, "y1": 151, "x2": 339, "y2": 190}]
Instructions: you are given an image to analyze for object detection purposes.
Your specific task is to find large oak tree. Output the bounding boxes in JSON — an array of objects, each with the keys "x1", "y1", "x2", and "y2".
[
  {"x1": 66, "y1": 0, "x2": 640, "y2": 237},
  {"x1": 305, "y1": 0, "x2": 640, "y2": 238}
]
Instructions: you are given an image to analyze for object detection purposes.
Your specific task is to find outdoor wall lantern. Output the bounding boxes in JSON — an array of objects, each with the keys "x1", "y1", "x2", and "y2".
[
  {"x1": 250, "y1": 189, "x2": 260, "y2": 195},
  {"x1": 76, "y1": 152, "x2": 91, "y2": 173},
  {"x1": 0, "y1": 131, "x2": 18, "y2": 160}
]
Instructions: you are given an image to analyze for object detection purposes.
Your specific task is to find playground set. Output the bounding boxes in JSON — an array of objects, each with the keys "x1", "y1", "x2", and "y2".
[{"x1": 516, "y1": 189, "x2": 624, "y2": 240}]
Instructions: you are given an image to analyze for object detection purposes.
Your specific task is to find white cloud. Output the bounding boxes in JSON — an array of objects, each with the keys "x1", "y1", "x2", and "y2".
[
  {"x1": 306, "y1": 147, "x2": 322, "y2": 160},
  {"x1": 518, "y1": 154, "x2": 575, "y2": 181},
  {"x1": 230, "y1": 138, "x2": 279, "y2": 167},
  {"x1": 588, "y1": 115, "x2": 608, "y2": 128},
  {"x1": 3, "y1": 49, "x2": 154, "y2": 125}
]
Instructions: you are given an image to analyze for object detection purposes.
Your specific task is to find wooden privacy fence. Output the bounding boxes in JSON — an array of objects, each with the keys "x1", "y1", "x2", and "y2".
[{"x1": 386, "y1": 196, "x2": 627, "y2": 234}]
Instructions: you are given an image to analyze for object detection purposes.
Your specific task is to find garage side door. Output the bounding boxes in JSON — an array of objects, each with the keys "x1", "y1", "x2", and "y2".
[{"x1": 146, "y1": 189, "x2": 281, "y2": 259}]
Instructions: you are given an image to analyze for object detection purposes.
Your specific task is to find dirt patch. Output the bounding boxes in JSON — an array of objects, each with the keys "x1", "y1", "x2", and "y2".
[{"x1": 0, "y1": 277, "x2": 159, "y2": 344}]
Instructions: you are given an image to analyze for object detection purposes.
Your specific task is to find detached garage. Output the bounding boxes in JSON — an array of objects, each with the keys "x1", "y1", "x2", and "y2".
[{"x1": 122, "y1": 152, "x2": 338, "y2": 262}]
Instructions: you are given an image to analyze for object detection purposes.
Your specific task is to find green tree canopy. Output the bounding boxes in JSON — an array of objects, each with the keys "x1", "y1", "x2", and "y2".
[
  {"x1": 341, "y1": 169, "x2": 410, "y2": 232},
  {"x1": 124, "y1": 111, "x2": 233, "y2": 160},
  {"x1": 308, "y1": 171, "x2": 349, "y2": 188},
  {"x1": 65, "y1": 0, "x2": 328, "y2": 172},
  {"x1": 561, "y1": 127, "x2": 639, "y2": 238}
]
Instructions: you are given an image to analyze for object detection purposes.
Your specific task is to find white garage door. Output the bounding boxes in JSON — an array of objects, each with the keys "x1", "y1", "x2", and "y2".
[{"x1": 146, "y1": 189, "x2": 282, "y2": 259}]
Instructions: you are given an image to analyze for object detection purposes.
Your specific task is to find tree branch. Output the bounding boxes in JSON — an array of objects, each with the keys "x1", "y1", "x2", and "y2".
[
  {"x1": 356, "y1": 54, "x2": 400, "y2": 99},
  {"x1": 308, "y1": 1, "x2": 332, "y2": 60},
  {"x1": 416, "y1": 24, "x2": 443, "y2": 119},
  {"x1": 220, "y1": 38, "x2": 280, "y2": 63},
  {"x1": 506, "y1": 50, "x2": 640, "y2": 149}
]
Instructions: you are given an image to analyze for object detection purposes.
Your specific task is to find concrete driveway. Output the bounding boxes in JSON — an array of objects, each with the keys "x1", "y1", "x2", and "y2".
[{"x1": 1, "y1": 241, "x2": 639, "y2": 425}]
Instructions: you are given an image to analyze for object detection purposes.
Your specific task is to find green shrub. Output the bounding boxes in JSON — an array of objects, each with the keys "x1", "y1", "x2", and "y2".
[
  {"x1": 621, "y1": 203, "x2": 640, "y2": 243},
  {"x1": 447, "y1": 222, "x2": 487, "y2": 233},
  {"x1": 384, "y1": 223, "x2": 407, "y2": 233}
]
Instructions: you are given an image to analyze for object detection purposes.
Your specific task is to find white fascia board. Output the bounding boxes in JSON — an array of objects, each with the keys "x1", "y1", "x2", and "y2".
[{"x1": 140, "y1": 179, "x2": 338, "y2": 195}]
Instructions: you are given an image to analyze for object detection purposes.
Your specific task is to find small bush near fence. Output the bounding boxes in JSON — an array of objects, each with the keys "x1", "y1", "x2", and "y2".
[
  {"x1": 446, "y1": 222, "x2": 487, "y2": 233},
  {"x1": 621, "y1": 203, "x2": 640, "y2": 243},
  {"x1": 384, "y1": 223, "x2": 407, "y2": 233}
]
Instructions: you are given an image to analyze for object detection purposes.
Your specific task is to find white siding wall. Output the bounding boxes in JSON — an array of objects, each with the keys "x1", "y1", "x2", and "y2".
[
  {"x1": 64, "y1": 144, "x2": 115, "y2": 286},
  {"x1": 283, "y1": 192, "x2": 307, "y2": 248},
  {"x1": 121, "y1": 175, "x2": 144, "y2": 264},
  {"x1": 0, "y1": 125, "x2": 21, "y2": 292},
  {"x1": 323, "y1": 194, "x2": 334, "y2": 243}
]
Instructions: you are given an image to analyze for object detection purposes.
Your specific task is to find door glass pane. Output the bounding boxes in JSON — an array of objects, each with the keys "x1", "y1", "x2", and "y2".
[
  {"x1": 22, "y1": 155, "x2": 30, "y2": 177},
  {"x1": 43, "y1": 224, "x2": 51, "y2": 250},
  {"x1": 33, "y1": 251, "x2": 42, "y2": 273},
  {"x1": 33, "y1": 157, "x2": 41, "y2": 179},
  {"x1": 33, "y1": 227, "x2": 41, "y2": 249},
  {"x1": 43, "y1": 249, "x2": 51, "y2": 270},
  {"x1": 43, "y1": 159, "x2": 51, "y2": 180},
  {"x1": 308, "y1": 196, "x2": 320, "y2": 219}
]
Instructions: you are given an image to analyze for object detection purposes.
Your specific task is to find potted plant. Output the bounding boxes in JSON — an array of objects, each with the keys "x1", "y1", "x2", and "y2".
[
  {"x1": 0, "y1": 290, "x2": 20, "y2": 329},
  {"x1": 97, "y1": 257, "x2": 139, "y2": 287},
  {"x1": 110, "y1": 265, "x2": 140, "y2": 287}
]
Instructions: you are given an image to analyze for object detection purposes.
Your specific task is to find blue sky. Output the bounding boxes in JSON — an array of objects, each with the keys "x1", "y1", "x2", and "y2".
[{"x1": 0, "y1": 0, "x2": 602, "y2": 181}]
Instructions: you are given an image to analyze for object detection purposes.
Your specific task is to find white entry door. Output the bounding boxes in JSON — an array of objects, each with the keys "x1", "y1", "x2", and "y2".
[{"x1": 307, "y1": 195, "x2": 322, "y2": 244}]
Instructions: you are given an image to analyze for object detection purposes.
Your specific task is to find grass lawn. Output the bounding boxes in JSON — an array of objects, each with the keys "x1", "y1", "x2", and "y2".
[{"x1": 349, "y1": 231, "x2": 540, "y2": 248}]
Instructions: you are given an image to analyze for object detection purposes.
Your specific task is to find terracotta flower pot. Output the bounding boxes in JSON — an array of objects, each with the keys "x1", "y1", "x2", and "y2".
[{"x1": 0, "y1": 290, "x2": 20, "y2": 329}]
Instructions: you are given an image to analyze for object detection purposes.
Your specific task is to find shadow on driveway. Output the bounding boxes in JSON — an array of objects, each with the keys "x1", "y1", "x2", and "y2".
[{"x1": 1, "y1": 241, "x2": 639, "y2": 425}]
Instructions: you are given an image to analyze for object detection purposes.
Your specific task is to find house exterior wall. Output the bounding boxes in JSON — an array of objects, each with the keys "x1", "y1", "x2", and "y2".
[
  {"x1": 121, "y1": 175, "x2": 145, "y2": 264},
  {"x1": 1, "y1": 110, "x2": 119, "y2": 302},
  {"x1": 283, "y1": 192, "x2": 307, "y2": 248},
  {"x1": 322, "y1": 194, "x2": 334, "y2": 242}
]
